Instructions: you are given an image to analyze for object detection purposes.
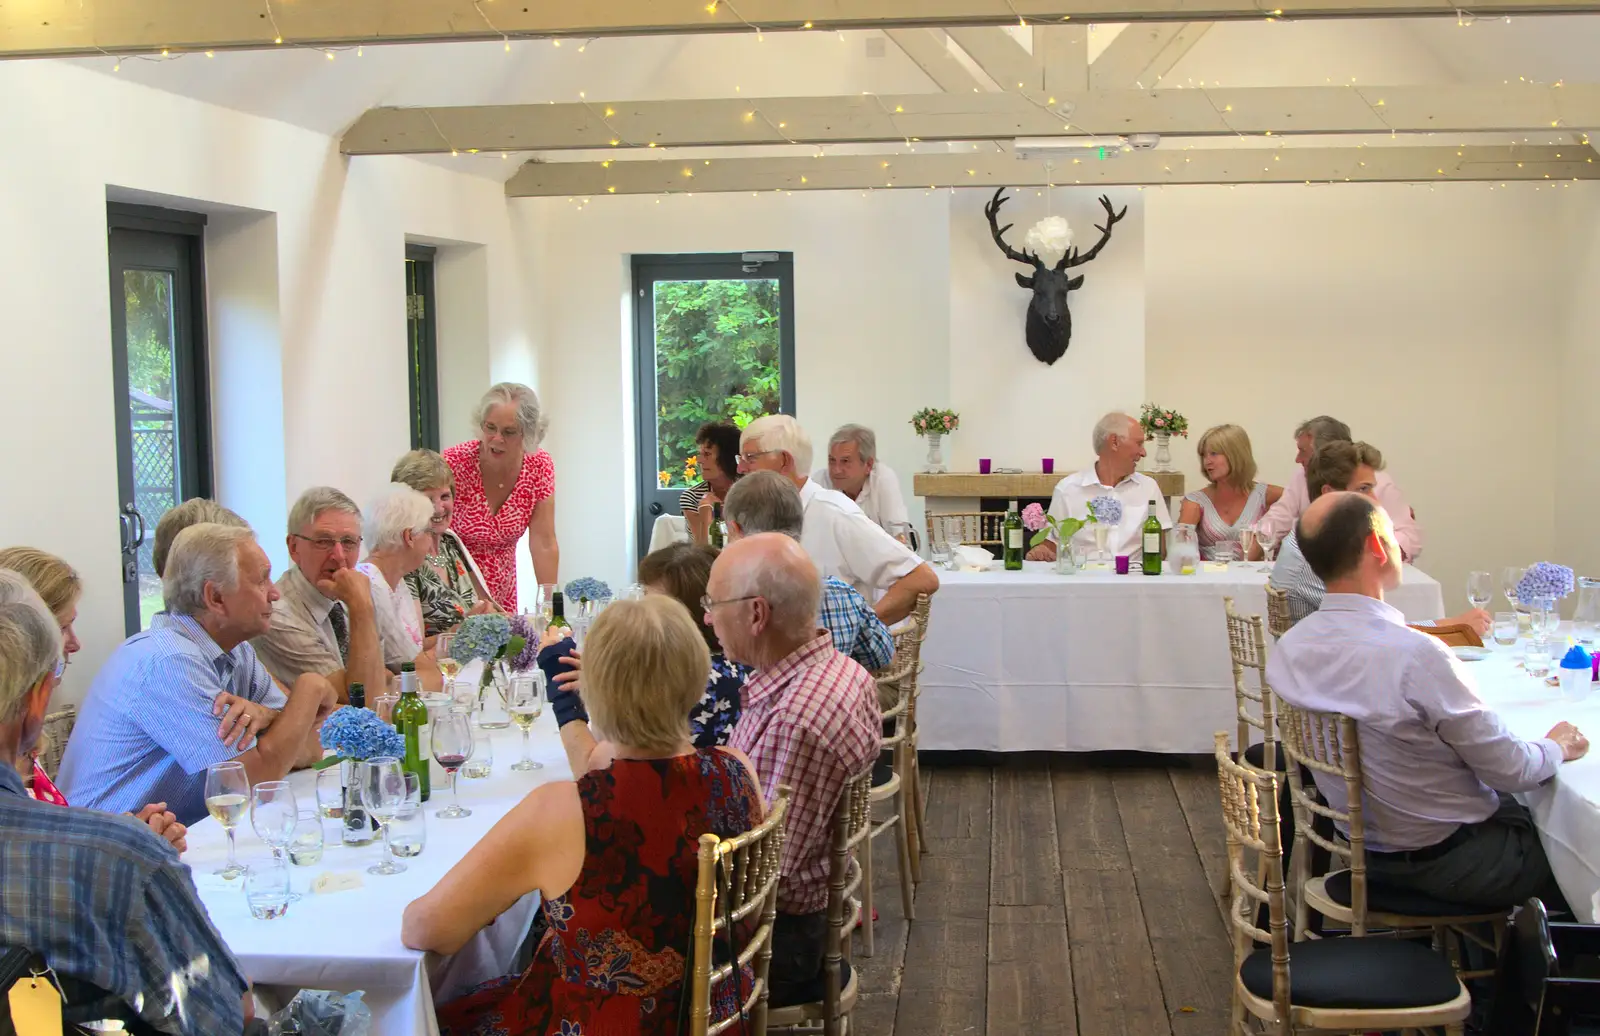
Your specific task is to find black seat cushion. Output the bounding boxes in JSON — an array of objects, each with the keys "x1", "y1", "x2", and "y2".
[
  {"x1": 1243, "y1": 741, "x2": 1288, "y2": 772},
  {"x1": 1324, "y1": 868, "x2": 1503, "y2": 918},
  {"x1": 1239, "y1": 936, "x2": 1462, "y2": 1009},
  {"x1": 770, "y1": 959, "x2": 853, "y2": 1009}
]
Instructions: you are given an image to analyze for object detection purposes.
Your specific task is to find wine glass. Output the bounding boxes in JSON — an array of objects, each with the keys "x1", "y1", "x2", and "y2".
[
  {"x1": 432, "y1": 708, "x2": 475, "y2": 819},
  {"x1": 360, "y1": 757, "x2": 408, "y2": 876},
  {"x1": 1466, "y1": 571, "x2": 1493, "y2": 614},
  {"x1": 288, "y1": 810, "x2": 324, "y2": 867},
  {"x1": 390, "y1": 772, "x2": 427, "y2": 858},
  {"x1": 204, "y1": 761, "x2": 249, "y2": 879},
  {"x1": 250, "y1": 781, "x2": 299, "y2": 901},
  {"x1": 314, "y1": 766, "x2": 345, "y2": 820},
  {"x1": 1502, "y1": 566, "x2": 1528, "y2": 614},
  {"x1": 436, "y1": 632, "x2": 461, "y2": 683},
  {"x1": 537, "y1": 584, "x2": 558, "y2": 625},
  {"x1": 1239, "y1": 527, "x2": 1258, "y2": 564},
  {"x1": 509, "y1": 673, "x2": 544, "y2": 772}
]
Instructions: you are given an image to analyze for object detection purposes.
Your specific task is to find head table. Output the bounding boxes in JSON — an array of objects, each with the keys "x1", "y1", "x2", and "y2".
[
  {"x1": 917, "y1": 561, "x2": 1445, "y2": 753},
  {"x1": 182, "y1": 703, "x2": 569, "y2": 1036}
]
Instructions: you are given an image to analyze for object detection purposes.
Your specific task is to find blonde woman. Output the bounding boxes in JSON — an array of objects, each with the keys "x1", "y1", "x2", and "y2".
[
  {"x1": 390, "y1": 449, "x2": 497, "y2": 639},
  {"x1": 1176, "y1": 424, "x2": 1284, "y2": 560},
  {"x1": 0, "y1": 547, "x2": 188, "y2": 851}
]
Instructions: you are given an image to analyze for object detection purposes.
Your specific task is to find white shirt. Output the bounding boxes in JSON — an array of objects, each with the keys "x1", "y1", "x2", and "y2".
[
  {"x1": 1045, "y1": 465, "x2": 1173, "y2": 560},
  {"x1": 356, "y1": 562, "x2": 423, "y2": 668},
  {"x1": 1256, "y1": 466, "x2": 1424, "y2": 562},
  {"x1": 1267, "y1": 593, "x2": 1560, "y2": 852},
  {"x1": 811, "y1": 462, "x2": 911, "y2": 536},
  {"x1": 798, "y1": 478, "x2": 923, "y2": 600}
]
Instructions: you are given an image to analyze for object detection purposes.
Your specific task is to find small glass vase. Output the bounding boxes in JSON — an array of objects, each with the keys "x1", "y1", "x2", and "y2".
[
  {"x1": 923, "y1": 433, "x2": 948, "y2": 474},
  {"x1": 477, "y1": 661, "x2": 511, "y2": 730},
  {"x1": 340, "y1": 760, "x2": 377, "y2": 847},
  {"x1": 1152, "y1": 432, "x2": 1174, "y2": 473},
  {"x1": 1053, "y1": 545, "x2": 1079, "y2": 575}
]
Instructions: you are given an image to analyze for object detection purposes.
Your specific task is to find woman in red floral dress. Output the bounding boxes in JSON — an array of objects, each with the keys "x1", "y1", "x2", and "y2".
[
  {"x1": 443, "y1": 383, "x2": 559, "y2": 613},
  {"x1": 402, "y1": 597, "x2": 765, "y2": 1036}
]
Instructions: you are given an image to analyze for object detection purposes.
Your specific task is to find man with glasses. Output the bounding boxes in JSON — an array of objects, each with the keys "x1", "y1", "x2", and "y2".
[{"x1": 252, "y1": 487, "x2": 390, "y2": 702}]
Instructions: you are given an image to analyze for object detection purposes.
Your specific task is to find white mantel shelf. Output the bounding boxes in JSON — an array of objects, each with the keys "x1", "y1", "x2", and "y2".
[{"x1": 914, "y1": 471, "x2": 1186, "y2": 500}]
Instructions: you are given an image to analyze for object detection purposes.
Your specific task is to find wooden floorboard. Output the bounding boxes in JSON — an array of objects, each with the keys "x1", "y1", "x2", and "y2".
[{"x1": 1167, "y1": 760, "x2": 1231, "y2": 924}]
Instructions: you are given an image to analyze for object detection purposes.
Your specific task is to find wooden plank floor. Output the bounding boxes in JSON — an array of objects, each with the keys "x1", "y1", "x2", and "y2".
[{"x1": 853, "y1": 753, "x2": 1234, "y2": 1036}]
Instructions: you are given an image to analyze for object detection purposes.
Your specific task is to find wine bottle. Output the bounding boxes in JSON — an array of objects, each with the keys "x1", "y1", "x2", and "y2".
[
  {"x1": 1141, "y1": 501, "x2": 1163, "y2": 576},
  {"x1": 347, "y1": 682, "x2": 365, "y2": 710},
  {"x1": 392, "y1": 664, "x2": 431, "y2": 801},
  {"x1": 709, "y1": 503, "x2": 726, "y2": 550},
  {"x1": 550, "y1": 591, "x2": 572, "y2": 631},
  {"x1": 1003, "y1": 499, "x2": 1023, "y2": 571}
]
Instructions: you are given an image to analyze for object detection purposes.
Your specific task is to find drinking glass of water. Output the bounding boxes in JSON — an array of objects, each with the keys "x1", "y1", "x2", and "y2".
[
  {"x1": 1526, "y1": 637, "x2": 1553, "y2": 679},
  {"x1": 1492, "y1": 612, "x2": 1519, "y2": 647},
  {"x1": 390, "y1": 771, "x2": 427, "y2": 859},
  {"x1": 288, "y1": 810, "x2": 324, "y2": 867},
  {"x1": 314, "y1": 766, "x2": 345, "y2": 821},
  {"x1": 244, "y1": 857, "x2": 291, "y2": 920},
  {"x1": 463, "y1": 715, "x2": 494, "y2": 778}
]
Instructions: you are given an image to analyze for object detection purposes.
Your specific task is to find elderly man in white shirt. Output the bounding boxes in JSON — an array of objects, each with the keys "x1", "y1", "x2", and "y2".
[
  {"x1": 1026, "y1": 412, "x2": 1172, "y2": 564},
  {"x1": 811, "y1": 424, "x2": 912, "y2": 544},
  {"x1": 1268, "y1": 490, "x2": 1586, "y2": 910},
  {"x1": 1253, "y1": 414, "x2": 1424, "y2": 562},
  {"x1": 740, "y1": 415, "x2": 938, "y2": 624}
]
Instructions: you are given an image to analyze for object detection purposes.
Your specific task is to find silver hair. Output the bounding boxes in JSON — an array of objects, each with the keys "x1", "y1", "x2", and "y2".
[
  {"x1": 288, "y1": 486, "x2": 360, "y2": 537},
  {"x1": 163, "y1": 524, "x2": 256, "y2": 617},
  {"x1": 364, "y1": 484, "x2": 437, "y2": 553},
  {"x1": 740, "y1": 415, "x2": 813, "y2": 474},
  {"x1": 1092, "y1": 412, "x2": 1138, "y2": 455},
  {"x1": 724, "y1": 471, "x2": 805, "y2": 540},
  {"x1": 828, "y1": 424, "x2": 877, "y2": 466},
  {"x1": 472, "y1": 383, "x2": 549, "y2": 453},
  {"x1": 0, "y1": 570, "x2": 62, "y2": 725},
  {"x1": 724, "y1": 541, "x2": 821, "y2": 641},
  {"x1": 1294, "y1": 415, "x2": 1353, "y2": 447}
]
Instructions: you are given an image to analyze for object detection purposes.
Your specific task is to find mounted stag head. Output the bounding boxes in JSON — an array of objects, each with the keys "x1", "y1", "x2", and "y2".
[{"x1": 984, "y1": 188, "x2": 1128, "y2": 365}]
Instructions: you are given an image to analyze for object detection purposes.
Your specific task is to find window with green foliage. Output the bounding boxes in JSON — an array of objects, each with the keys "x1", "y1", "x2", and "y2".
[{"x1": 651, "y1": 278, "x2": 782, "y2": 488}]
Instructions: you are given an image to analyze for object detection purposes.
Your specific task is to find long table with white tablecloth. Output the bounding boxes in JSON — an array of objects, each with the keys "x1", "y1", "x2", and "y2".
[
  {"x1": 182, "y1": 712, "x2": 570, "y2": 1036},
  {"x1": 918, "y1": 561, "x2": 1445, "y2": 753}
]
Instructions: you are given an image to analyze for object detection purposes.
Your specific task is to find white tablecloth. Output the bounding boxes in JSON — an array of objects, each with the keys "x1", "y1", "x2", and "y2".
[
  {"x1": 184, "y1": 712, "x2": 571, "y2": 1036},
  {"x1": 919, "y1": 561, "x2": 1445, "y2": 753},
  {"x1": 1469, "y1": 636, "x2": 1600, "y2": 922}
]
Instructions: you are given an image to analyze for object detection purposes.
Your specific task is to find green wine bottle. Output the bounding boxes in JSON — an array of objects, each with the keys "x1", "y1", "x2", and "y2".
[
  {"x1": 709, "y1": 503, "x2": 726, "y2": 550},
  {"x1": 1142, "y1": 501, "x2": 1164, "y2": 576},
  {"x1": 550, "y1": 591, "x2": 572, "y2": 631},
  {"x1": 347, "y1": 682, "x2": 365, "y2": 710},
  {"x1": 391, "y1": 664, "x2": 431, "y2": 801},
  {"x1": 1003, "y1": 499, "x2": 1023, "y2": 571}
]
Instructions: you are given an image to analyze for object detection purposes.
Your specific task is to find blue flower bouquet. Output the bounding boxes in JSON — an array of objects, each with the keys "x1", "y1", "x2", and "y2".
[
  {"x1": 564, "y1": 577, "x2": 613, "y2": 604},
  {"x1": 316, "y1": 705, "x2": 405, "y2": 769},
  {"x1": 1517, "y1": 562, "x2": 1576, "y2": 607},
  {"x1": 449, "y1": 612, "x2": 535, "y2": 691}
]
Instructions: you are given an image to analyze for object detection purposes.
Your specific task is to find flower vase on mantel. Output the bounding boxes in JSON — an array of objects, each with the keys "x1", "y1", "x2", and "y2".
[
  {"x1": 1152, "y1": 432, "x2": 1174, "y2": 473},
  {"x1": 909, "y1": 408, "x2": 959, "y2": 475},
  {"x1": 923, "y1": 433, "x2": 948, "y2": 474}
]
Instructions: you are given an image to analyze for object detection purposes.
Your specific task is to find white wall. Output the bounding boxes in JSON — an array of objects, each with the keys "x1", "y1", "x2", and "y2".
[
  {"x1": 1557, "y1": 185, "x2": 1600, "y2": 589},
  {"x1": 0, "y1": 59, "x2": 529, "y2": 704}
]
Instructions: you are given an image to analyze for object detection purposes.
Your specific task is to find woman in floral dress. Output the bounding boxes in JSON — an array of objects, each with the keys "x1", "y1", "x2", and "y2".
[
  {"x1": 390, "y1": 449, "x2": 499, "y2": 638},
  {"x1": 402, "y1": 597, "x2": 764, "y2": 1036}
]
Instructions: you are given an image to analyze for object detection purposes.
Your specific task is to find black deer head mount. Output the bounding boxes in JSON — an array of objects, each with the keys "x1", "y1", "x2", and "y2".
[{"x1": 983, "y1": 188, "x2": 1128, "y2": 365}]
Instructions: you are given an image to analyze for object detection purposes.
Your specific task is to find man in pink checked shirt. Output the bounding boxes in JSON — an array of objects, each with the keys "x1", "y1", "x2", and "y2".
[
  {"x1": 709, "y1": 533, "x2": 881, "y2": 1008},
  {"x1": 1252, "y1": 415, "x2": 1425, "y2": 563}
]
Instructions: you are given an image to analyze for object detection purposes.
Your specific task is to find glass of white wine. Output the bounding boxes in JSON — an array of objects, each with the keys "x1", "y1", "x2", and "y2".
[
  {"x1": 205, "y1": 761, "x2": 249, "y2": 879},
  {"x1": 314, "y1": 766, "x2": 345, "y2": 820},
  {"x1": 509, "y1": 673, "x2": 544, "y2": 772},
  {"x1": 288, "y1": 810, "x2": 324, "y2": 867},
  {"x1": 436, "y1": 632, "x2": 461, "y2": 683}
]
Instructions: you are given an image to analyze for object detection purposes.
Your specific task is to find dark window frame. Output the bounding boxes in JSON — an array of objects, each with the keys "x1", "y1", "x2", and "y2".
[{"x1": 406, "y1": 244, "x2": 441, "y2": 452}]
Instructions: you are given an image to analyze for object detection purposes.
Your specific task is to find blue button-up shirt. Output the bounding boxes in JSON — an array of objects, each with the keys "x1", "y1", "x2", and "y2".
[
  {"x1": 58, "y1": 613, "x2": 286, "y2": 825},
  {"x1": 0, "y1": 762, "x2": 246, "y2": 1035},
  {"x1": 820, "y1": 577, "x2": 894, "y2": 673}
]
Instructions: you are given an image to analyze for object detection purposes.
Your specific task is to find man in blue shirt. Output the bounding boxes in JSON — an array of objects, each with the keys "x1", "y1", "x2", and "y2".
[
  {"x1": 60, "y1": 523, "x2": 337, "y2": 825},
  {"x1": 0, "y1": 570, "x2": 253, "y2": 1035}
]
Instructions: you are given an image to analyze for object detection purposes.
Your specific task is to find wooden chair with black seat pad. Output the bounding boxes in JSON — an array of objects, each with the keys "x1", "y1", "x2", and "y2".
[
  {"x1": 1418, "y1": 623, "x2": 1486, "y2": 649},
  {"x1": 686, "y1": 787, "x2": 790, "y2": 1036},
  {"x1": 1277, "y1": 702, "x2": 1512, "y2": 984},
  {"x1": 1488, "y1": 897, "x2": 1600, "y2": 1036},
  {"x1": 861, "y1": 625, "x2": 920, "y2": 958},
  {"x1": 1223, "y1": 597, "x2": 1277, "y2": 775},
  {"x1": 925, "y1": 512, "x2": 1005, "y2": 551},
  {"x1": 906, "y1": 594, "x2": 931, "y2": 846},
  {"x1": 767, "y1": 768, "x2": 873, "y2": 1036},
  {"x1": 1213, "y1": 733, "x2": 1473, "y2": 1036},
  {"x1": 1265, "y1": 585, "x2": 1294, "y2": 640}
]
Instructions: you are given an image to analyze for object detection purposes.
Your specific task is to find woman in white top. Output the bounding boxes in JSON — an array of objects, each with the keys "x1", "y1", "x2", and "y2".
[
  {"x1": 1177, "y1": 424, "x2": 1284, "y2": 561},
  {"x1": 358, "y1": 483, "x2": 438, "y2": 678}
]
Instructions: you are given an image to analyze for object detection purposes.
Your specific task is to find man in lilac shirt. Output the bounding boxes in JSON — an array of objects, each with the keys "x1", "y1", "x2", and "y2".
[
  {"x1": 1253, "y1": 415, "x2": 1424, "y2": 562},
  {"x1": 1268, "y1": 491, "x2": 1587, "y2": 909}
]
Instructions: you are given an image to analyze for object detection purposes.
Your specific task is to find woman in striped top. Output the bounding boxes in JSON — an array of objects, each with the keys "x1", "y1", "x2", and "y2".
[
  {"x1": 681, "y1": 420, "x2": 742, "y2": 546},
  {"x1": 1176, "y1": 424, "x2": 1284, "y2": 560}
]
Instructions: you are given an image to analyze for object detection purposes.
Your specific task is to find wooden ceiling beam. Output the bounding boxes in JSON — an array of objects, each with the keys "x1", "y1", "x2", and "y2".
[
  {"x1": 343, "y1": 85, "x2": 1600, "y2": 155},
  {"x1": 504, "y1": 145, "x2": 1599, "y2": 195},
  {"x1": 1090, "y1": 23, "x2": 1212, "y2": 89},
  {"x1": 884, "y1": 28, "x2": 985, "y2": 92}
]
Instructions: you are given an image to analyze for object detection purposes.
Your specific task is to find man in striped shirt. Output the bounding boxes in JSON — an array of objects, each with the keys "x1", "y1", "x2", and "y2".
[
  {"x1": 711, "y1": 534, "x2": 881, "y2": 1006},
  {"x1": 0, "y1": 571, "x2": 253, "y2": 1035}
]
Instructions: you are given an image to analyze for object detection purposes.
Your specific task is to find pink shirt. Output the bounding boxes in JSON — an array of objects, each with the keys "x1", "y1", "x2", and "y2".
[{"x1": 1255, "y1": 466, "x2": 1424, "y2": 562}]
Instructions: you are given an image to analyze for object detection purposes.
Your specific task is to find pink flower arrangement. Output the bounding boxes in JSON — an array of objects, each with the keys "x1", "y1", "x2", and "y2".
[
  {"x1": 910, "y1": 408, "x2": 961, "y2": 436},
  {"x1": 1021, "y1": 503, "x2": 1047, "y2": 531},
  {"x1": 1138, "y1": 403, "x2": 1189, "y2": 439}
]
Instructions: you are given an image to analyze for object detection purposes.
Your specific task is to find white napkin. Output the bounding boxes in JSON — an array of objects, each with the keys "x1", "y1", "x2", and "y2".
[{"x1": 952, "y1": 545, "x2": 995, "y2": 570}]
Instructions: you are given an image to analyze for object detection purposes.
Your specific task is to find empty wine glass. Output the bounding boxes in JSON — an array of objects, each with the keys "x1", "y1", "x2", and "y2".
[
  {"x1": 930, "y1": 518, "x2": 951, "y2": 568},
  {"x1": 250, "y1": 781, "x2": 299, "y2": 901},
  {"x1": 204, "y1": 761, "x2": 249, "y2": 880},
  {"x1": 433, "y1": 708, "x2": 474, "y2": 819},
  {"x1": 1466, "y1": 570, "x2": 1493, "y2": 614},
  {"x1": 509, "y1": 673, "x2": 544, "y2": 772},
  {"x1": 360, "y1": 757, "x2": 408, "y2": 876},
  {"x1": 1503, "y1": 566, "x2": 1527, "y2": 613}
]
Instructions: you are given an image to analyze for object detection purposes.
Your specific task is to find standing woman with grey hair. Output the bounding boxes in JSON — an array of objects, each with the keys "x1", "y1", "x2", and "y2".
[{"x1": 443, "y1": 383, "x2": 559, "y2": 613}]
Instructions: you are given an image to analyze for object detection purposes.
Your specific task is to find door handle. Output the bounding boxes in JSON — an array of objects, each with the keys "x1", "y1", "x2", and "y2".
[
  {"x1": 121, "y1": 503, "x2": 146, "y2": 552},
  {"x1": 648, "y1": 502, "x2": 664, "y2": 516},
  {"x1": 130, "y1": 507, "x2": 147, "y2": 550},
  {"x1": 118, "y1": 512, "x2": 133, "y2": 554}
]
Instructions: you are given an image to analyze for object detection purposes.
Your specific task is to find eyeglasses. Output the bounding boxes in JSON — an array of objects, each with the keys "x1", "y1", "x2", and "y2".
[
  {"x1": 736, "y1": 449, "x2": 779, "y2": 466},
  {"x1": 292, "y1": 533, "x2": 362, "y2": 553},
  {"x1": 700, "y1": 594, "x2": 760, "y2": 613}
]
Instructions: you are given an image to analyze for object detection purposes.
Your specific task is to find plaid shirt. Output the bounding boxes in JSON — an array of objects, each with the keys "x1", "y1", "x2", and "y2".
[
  {"x1": 0, "y1": 763, "x2": 246, "y2": 1035},
  {"x1": 820, "y1": 577, "x2": 894, "y2": 673},
  {"x1": 730, "y1": 632, "x2": 881, "y2": 913}
]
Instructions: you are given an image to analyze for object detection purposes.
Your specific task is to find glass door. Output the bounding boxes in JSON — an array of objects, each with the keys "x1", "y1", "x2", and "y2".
[
  {"x1": 631, "y1": 253, "x2": 795, "y2": 560},
  {"x1": 108, "y1": 208, "x2": 210, "y2": 634}
]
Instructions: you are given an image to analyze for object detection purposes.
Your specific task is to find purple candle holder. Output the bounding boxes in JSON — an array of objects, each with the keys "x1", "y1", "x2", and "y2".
[
  {"x1": 978, "y1": 458, "x2": 992, "y2": 475},
  {"x1": 1042, "y1": 458, "x2": 1055, "y2": 475},
  {"x1": 1115, "y1": 555, "x2": 1130, "y2": 575}
]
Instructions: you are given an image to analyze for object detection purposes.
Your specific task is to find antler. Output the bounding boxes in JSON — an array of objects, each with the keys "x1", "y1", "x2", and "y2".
[
  {"x1": 984, "y1": 188, "x2": 1042, "y2": 269},
  {"x1": 1057, "y1": 194, "x2": 1129, "y2": 270}
]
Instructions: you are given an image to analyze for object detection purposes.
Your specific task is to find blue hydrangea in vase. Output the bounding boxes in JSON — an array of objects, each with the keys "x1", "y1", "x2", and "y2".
[
  {"x1": 564, "y1": 577, "x2": 613, "y2": 648},
  {"x1": 317, "y1": 705, "x2": 406, "y2": 846},
  {"x1": 1517, "y1": 562, "x2": 1576, "y2": 641},
  {"x1": 448, "y1": 612, "x2": 535, "y2": 730},
  {"x1": 1087, "y1": 495, "x2": 1123, "y2": 565}
]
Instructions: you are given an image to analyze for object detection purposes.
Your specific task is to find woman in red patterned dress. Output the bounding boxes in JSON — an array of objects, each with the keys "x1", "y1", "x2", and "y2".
[
  {"x1": 402, "y1": 596, "x2": 765, "y2": 1036},
  {"x1": 443, "y1": 383, "x2": 559, "y2": 613}
]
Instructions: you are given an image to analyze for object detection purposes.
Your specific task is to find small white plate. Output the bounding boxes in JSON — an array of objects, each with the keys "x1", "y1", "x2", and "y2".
[{"x1": 1452, "y1": 646, "x2": 1491, "y2": 662}]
